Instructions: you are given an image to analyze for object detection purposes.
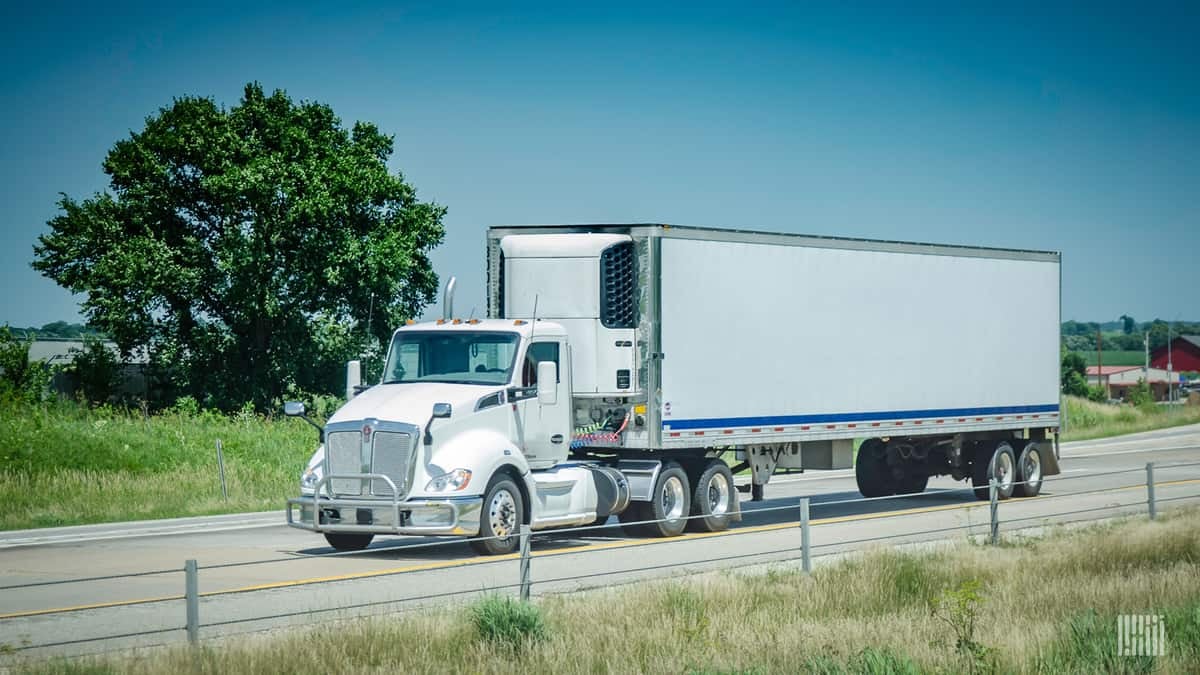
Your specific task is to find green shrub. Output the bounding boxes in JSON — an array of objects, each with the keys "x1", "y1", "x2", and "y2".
[
  {"x1": 67, "y1": 338, "x2": 122, "y2": 405},
  {"x1": 469, "y1": 595, "x2": 547, "y2": 651}
]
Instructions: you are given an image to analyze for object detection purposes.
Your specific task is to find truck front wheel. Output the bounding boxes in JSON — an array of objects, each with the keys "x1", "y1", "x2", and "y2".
[
  {"x1": 470, "y1": 475, "x2": 524, "y2": 556},
  {"x1": 324, "y1": 533, "x2": 374, "y2": 551}
]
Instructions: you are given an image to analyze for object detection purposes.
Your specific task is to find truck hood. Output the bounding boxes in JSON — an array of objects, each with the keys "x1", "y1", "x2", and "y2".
[{"x1": 327, "y1": 382, "x2": 503, "y2": 427}]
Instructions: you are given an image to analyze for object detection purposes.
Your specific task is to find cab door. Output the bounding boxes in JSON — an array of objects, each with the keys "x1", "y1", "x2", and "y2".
[{"x1": 513, "y1": 339, "x2": 571, "y2": 468}]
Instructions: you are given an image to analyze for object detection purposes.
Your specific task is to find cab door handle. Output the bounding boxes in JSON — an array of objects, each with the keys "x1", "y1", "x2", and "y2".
[{"x1": 550, "y1": 434, "x2": 564, "y2": 444}]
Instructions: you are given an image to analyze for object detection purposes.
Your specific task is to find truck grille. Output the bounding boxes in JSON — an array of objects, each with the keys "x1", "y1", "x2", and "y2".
[{"x1": 323, "y1": 426, "x2": 416, "y2": 498}]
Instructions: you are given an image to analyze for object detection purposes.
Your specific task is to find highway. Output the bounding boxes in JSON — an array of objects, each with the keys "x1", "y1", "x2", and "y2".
[{"x1": 2, "y1": 424, "x2": 1198, "y2": 659}]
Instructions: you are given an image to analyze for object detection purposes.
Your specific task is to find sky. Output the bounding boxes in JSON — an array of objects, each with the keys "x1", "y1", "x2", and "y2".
[{"x1": 1, "y1": 1, "x2": 1197, "y2": 327}]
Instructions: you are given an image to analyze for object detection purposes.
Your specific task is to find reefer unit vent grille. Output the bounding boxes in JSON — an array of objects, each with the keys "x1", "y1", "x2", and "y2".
[{"x1": 600, "y1": 242, "x2": 636, "y2": 328}]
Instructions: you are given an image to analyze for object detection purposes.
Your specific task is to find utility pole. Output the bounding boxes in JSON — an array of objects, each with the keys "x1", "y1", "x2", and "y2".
[
  {"x1": 1097, "y1": 328, "x2": 1106, "y2": 399},
  {"x1": 1167, "y1": 322, "x2": 1174, "y2": 405}
]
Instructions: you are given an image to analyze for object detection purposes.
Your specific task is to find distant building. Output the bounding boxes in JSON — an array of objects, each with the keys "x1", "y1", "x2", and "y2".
[
  {"x1": 1086, "y1": 365, "x2": 1175, "y2": 402},
  {"x1": 29, "y1": 338, "x2": 149, "y2": 399},
  {"x1": 1150, "y1": 335, "x2": 1200, "y2": 373}
]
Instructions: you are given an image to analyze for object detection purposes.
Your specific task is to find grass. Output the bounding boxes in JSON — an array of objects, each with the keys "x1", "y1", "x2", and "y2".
[
  {"x1": 0, "y1": 399, "x2": 315, "y2": 531},
  {"x1": 1075, "y1": 350, "x2": 1147, "y2": 367},
  {"x1": 1061, "y1": 395, "x2": 1200, "y2": 441},
  {"x1": 15, "y1": 509, "x2": 1200, "y2": 674}
]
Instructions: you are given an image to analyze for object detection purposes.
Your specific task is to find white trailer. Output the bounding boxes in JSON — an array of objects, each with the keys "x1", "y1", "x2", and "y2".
[{"x1": 287, "y1": 224, "x2": 1061, "y2": 554}]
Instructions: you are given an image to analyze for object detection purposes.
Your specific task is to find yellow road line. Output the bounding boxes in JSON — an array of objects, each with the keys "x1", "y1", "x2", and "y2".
[{"x1": 4, "y1": 477, "x2": 1198, "y2": 620}]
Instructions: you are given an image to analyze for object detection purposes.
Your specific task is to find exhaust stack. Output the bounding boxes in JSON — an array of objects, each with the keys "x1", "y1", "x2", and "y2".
[{"x1": 442, "y1": 276, "x2": 457, "y2": 320}]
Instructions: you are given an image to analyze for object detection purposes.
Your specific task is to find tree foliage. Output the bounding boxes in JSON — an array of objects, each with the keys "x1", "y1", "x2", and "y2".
[{"x1": 34, "y1": 83, "x2": 445, "y2": 410}]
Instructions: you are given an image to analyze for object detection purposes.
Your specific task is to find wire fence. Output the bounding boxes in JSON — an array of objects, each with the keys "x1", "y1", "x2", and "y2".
[{"x1": 2, "y1": 459, "x2": 1198, "y2": 656}]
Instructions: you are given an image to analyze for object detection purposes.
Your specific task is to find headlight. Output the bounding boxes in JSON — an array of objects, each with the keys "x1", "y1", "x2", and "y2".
[
  {"x1": 425, "y1": 468, "x2": 473, "y2": 492},
  {"x1": 300, "y1": 468, "x2": 320, "y2": 492}
]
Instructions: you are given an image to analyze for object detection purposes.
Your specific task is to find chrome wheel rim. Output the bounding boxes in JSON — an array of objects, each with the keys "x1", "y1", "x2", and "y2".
[
  {"x1": 707, "y1": 473, "x2": 730, "y2": 516},
  {"x1": 1022, "y1": 449, "x2": 1042, "y2": 491},
  {"x1": 488, "y1": 489, "x2": 517, "y2": 538},
  {"x1": 994, "y1": 448, "x2": 1015, "y2": 492},
  {"x1": 661, "y1": 476, "x2": 685, "y2": 521}
]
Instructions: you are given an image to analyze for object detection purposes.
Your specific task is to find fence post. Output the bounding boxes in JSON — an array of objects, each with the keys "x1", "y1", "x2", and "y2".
[
  {"x1": 185, "y1": 559, "x2": 199, "y2": 644},
  {"x1": 1146, "y1": 462, "x2": 1157, "y2": 521},
  {"x1": 215, "y1": 439, "x2": 228, "y2": 502},
  {"x1": 519, "y1": 524, "x2": 531, "y2": 602},
  {"x1": 988, "y1": 478, "x2": 999, "y2": 545},
  {"x1": 800, "y1": 497, "x2": 811, "y2": 574}
]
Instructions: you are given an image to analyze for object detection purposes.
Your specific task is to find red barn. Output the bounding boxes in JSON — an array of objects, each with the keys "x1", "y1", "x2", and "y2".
[{"x1": 1150, "y1": 335, "x2": 1200, "y2": 373}]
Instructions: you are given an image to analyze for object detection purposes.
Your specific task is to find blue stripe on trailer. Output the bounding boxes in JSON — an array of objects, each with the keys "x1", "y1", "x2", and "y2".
[{"x1": 662, "y1": 403, "x2": 1060, "y2": 431}]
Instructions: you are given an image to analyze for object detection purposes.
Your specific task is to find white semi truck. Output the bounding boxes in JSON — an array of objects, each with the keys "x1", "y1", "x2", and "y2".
[{"x1": 286, "y1": 224, "x2": 1062, "y2": 554}]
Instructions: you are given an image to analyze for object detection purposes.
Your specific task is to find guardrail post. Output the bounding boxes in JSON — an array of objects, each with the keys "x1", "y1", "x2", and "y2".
[
  {"x1": 519, "y1": 524, "x2": 532, "y2": 602},
  {"x1": 1146, "y1": 462, "x2": 1157, "y2": 521},
  {"x1": 988, "y1": 479, "x2": 999, "y2": 545},
  {"x1": 215, "y1": 439, "x2": 228, "y2": 502},
  {"x1": 800, "y1": 497, "x2": 811, "y2": 574},
  {"x1": 185, "y1": 559, "x2": 199, "y2": 644}
]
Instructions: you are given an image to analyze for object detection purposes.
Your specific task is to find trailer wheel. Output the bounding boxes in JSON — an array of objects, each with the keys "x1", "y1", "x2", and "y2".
[
  {"x1": 855, "y1": 439, "x2": 892, "y2": 498},
  {"x1": 1013, "y1": 442, "x2": 1044, "y2": 498},
  {"x1": 687, "y1": 460, "x2": 736, "y2": 532},
  {"x1": 635, "y1": 463, "x2": 691, "y2": 538},
  {"x1": 897, "y1": 469, "x2": 929, "y2": 495},
  {"x1": 470, "y1": 475, "x2": 524, "y2": 555},
  {"x1": 971, "y1": 441, "x2": 1016, "y2": 501},
  {"x1": 323, "y1": 533, "x2": 374, "y2": 551}
]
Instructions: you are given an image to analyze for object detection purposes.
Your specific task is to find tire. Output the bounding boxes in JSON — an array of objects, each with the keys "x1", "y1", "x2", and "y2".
[
  {"x1": 637, "y1": 463, "x2": 691, "y2": 538},
  {"x1": 1013, "y1": 441, "x2": 1044, "y2": 498},
  {"x1": 896, "y1": 469, "x2": 929, "y2": 495},
  {"x1": 971, "y1": 441, "x2": 1016, "y2": 501},
  {"x1": 470, "y1": 475, "x2": 524, "y2": 555},
  {"x1": 686, "y1": 460, "x2": 736, "y2": 533},
  {"x1": 323, "y1": 533, "x2": 374, "y2": 551},
  {"x1": 855, "y1": 439, "x2": 892, "y2": 498}
]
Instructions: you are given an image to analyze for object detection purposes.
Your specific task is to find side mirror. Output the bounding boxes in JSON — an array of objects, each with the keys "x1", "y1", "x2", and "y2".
[
  {"x1": 432, "y1": 402, "x2": 452, "y2": 419},
  {"x1": 537, "y1": 361, "x2": 558, "y2": 405},
  {"x1": 282, "y1": 401, "x2": 323, "y2": 442},
  {"x1": 345, "y1": 360, "x2": 362, "y2": 400}
]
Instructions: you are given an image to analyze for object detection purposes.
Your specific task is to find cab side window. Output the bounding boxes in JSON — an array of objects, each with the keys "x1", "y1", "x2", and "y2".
[{"x1": 522, "y1": 342, "x2": 560, "y2": 387}]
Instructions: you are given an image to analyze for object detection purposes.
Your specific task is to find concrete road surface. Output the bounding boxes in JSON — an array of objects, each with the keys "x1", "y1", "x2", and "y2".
[{"x1": 2, "y1": 424, "x2": 1198, "y2": 660}]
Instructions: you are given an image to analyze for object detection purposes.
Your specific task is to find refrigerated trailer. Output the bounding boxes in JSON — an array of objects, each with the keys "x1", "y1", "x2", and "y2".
[{"x1": 287, "y1": 224, "x2": 1061, "y2": 554}]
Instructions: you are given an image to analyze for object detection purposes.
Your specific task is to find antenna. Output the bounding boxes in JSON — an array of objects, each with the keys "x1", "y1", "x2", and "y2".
[
  {"x1": 531, "y1": 294, "x2": 539, "y2": 335},
  {"x1": 468, "y1": 306, "x2": 477, "y2": 320}
]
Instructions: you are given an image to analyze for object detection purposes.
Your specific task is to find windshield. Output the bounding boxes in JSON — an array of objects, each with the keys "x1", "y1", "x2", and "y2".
[{"x1": 382, "y1": 331, "x2": 520, "y2": 386}]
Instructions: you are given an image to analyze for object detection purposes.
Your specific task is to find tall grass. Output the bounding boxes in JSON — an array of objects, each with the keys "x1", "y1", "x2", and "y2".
[
  {"x1": 17, "y1": 510, "x2": 1200, "y2": 674},
  {"x1": 1062, "y1": 395, "x2": 1200, "y2": 441},
  {"x1": 0, "y1": 399, "x2": 315, "y2": 530}
]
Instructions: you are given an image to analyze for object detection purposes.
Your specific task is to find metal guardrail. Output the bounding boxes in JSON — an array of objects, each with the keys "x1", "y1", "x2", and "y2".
[{"x1": 1, "y1": 460, "x2": 1198, "y2": 655}]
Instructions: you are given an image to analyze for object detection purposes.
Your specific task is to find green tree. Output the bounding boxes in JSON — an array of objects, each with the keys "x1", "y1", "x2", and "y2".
[
  {"x1": 0, "y1": 327, "x2": 49, "y2": 402},
  {"x1": 1060, "y1": 348, "x2": 1089, "y2": 397},
  {"x1": 33, "y1": 83, "x2": 445, "y2": 411},
  {"x1": 67, "y1": 338, "x2": 123, "y2": 405}
]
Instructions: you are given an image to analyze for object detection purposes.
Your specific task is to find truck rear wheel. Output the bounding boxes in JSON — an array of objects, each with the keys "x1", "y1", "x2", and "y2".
[
  {"x1": 687, "y1": 459, "x2": 736, "y2": 533},
  {"x1": 470, "y1": 475, "x2": 524, "y2": 555},
  {"x1": 971, "y1": 441, "x2": 1016, "y2": 501},
  {"x1": 1013, "y1": 441, "x2": 1044, "y2": 497},
  {"x1": 621, "y1": 463, "x2": 691, "y2": 538},
  {"x1": 323, "y1": 533, "x2": 374, "y2": 551},
  {"x1": 855, "y1": 439, "x2": 892, "y2": 498}
]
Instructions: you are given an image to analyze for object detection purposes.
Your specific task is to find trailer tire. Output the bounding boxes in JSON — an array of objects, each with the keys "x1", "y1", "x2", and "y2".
[
  {"x1": 971, "y1": 441, "x2": 1016, "y2": 501},
  {"x1": 897, "y1": 470, "x2": 929, "y2": 495},
  {"x1": 1013, "y1": 442, "x2": 1044, "y2": 498},
  {"x1": 687, "y1": 460, "x2": 736, "y2": 532},
  {"x1": 470, "y1": 475, "x2": 524, "y2": 556},
  {"x1": 323, "y1": 533, "x2": 374, "y2": 551},
  {"x1": 855, "y1": 439, "x2": 892, "y2": 498}
]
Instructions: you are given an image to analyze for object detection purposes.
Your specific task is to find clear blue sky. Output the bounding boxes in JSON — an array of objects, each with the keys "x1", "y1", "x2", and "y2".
[{"x1": 2, "y1": 1, "x2": 1197, "y2": 327}]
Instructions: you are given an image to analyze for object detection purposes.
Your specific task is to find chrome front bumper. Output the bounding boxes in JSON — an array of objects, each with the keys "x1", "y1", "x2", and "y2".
[{"x1": 286, "y1": 473, "x2": 483, "y2": 536}]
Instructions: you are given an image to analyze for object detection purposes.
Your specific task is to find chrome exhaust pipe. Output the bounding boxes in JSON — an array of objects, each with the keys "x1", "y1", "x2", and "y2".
[{"x1": 442, "y1": 276, "x2": 457, "y2": 320}]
